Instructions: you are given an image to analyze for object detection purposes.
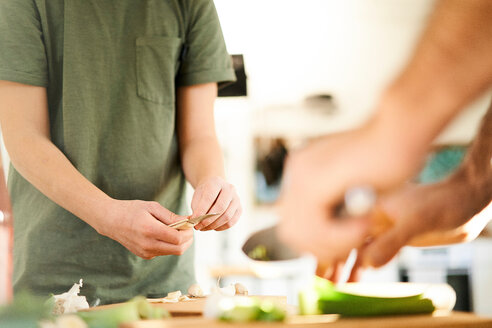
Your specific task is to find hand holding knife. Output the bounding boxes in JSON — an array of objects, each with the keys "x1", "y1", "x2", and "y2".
[
  {"x1": 169, "y1": 213, "x2": 221, "y2": 230},
  {"x1": 243, "y1": 187, "x2": 393, "y2": 284},
  {"x1": 336, "y1": 187, "x2": 376, "y2": 284}
]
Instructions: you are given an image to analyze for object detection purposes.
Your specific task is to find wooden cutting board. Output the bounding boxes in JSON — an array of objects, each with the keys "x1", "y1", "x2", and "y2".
[
  {"x1": 151, "y1": 295, "x2": 286, "y2": 316},
  {"x1": 121, "y1": 312, "x2": 492, "y2": 328},
  {"x1": 89, "y1": 296, "x2": 286, "y2": 317}
]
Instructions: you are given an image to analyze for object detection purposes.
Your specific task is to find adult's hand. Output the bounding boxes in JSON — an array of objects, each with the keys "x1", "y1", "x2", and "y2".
[
  {"x1": 277, "y1": 0, "x2": 492, "y2": 276},
  {"x1": 363, "y1": 182, "x2": 492, "y2": 268},
  {"x1": 96, "y1": 199, "x2": 194, "y2": 259},
  {"x1": 191, "y1": 176, "x2": 242, "y2": 231},
  {"x1": 363, "y1": 100, "x2": 492, "y2": 267},
  {"x1": 315, "y1": 257, "x2": 364, "y2": 283},
  {"x1": 276, "y1": 124, "x2": 416, "y2": 267},
  {"x1": 312, "y1": 181, "x2": 490, "y2": 280}
]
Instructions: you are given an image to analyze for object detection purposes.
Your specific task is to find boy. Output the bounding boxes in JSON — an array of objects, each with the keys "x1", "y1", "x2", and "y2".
[{"x1": 0, "y1": 0, "x2": 241, "y2": 304}]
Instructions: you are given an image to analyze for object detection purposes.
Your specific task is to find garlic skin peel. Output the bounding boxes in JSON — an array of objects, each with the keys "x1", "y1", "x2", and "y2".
[
  {"x1": 52, "y1": 279, "x2": 89, "y2": 315},
  {"x1": 165, "y1": 290, "x2": 182, "y2": 302},
  {"x1": 234, "y1": 283, "x2": 248, "y2": 296}
]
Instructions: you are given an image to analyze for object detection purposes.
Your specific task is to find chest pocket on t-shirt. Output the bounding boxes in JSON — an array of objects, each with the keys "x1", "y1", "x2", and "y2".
[{"x1": 136, "y1": 36, "x2": 182, "y2": 105}]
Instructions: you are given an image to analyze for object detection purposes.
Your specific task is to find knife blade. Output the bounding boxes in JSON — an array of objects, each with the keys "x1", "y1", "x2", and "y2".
[
  {"x1": 168, "y1": 213, "x2": 221, "y2": 230},
  {"x1": 336, "y1": 187, "x2": 376, "y2": 285},
  {"x1": 243, "y1": 187, "x2": 378, "y2": 265}
]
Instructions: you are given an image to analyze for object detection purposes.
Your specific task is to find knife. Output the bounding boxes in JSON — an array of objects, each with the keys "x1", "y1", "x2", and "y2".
[
  {"x1": 336, "y1": 187, "x2": 376, "y2": 284},
  {"x1": 169, "y1": 213, "x2": 221, "y2": 230},
  {"x1": 243, "y1": 187, "x2": 383, "y2": 266}
]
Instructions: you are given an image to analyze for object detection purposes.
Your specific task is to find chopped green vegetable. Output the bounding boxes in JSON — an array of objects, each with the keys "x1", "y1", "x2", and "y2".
[
  {"x1": 0, "y1": 292, "x2": 169, "y2": 328},
  {"x1": 220, "y1": 304, "x2": 260, "y2": 322},
  {"x1": 299, "y1": 277, "x2": 435, "y2": 317},
  {"x1": 135, "y1": 296, "x2": 169, "y2": 319},
  {"x1": 0, "y1": 292, "x2": 54, "y2": 328},
  {"x1": 247, "y1": 245, "x2": 270, "y2": 261},
  {"x1": 257, "y1": 300, "x2": 286, "y2": 322},
  {"x1": 77, "y1": 296, "x2": 169, "y2": 328},
  {"x1": 219, "y1": 297, "x2": 285, "y2": 322}
]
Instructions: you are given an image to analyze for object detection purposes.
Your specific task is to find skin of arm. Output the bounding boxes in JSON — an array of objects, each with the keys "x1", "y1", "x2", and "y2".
[
  {"x1": 278, "y1": 0, "x2": 492, "y2": 269},
  {"x1": 370, "y1": 0, "x2": 492, "y2": 175},
  {"x1": 363, "y1": 103, "x2": 492, "y2": 267},
  {"x1": 0, "y1": 152, "x2": 11, "y2": 213},
  {"x1": 177, "y1": 83, "x2": 242, "y2": 231},
  {"x1": 0, "y1": 81, "x2": 193, "y2": 259}
]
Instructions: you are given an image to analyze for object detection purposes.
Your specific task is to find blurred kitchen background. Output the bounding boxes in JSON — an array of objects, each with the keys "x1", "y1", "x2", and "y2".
[{"x1": 2, "y1": 0, "x2": 492, "y2": 317}]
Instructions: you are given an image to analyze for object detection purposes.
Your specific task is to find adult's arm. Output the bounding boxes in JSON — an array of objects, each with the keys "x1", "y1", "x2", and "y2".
[
  {"x1": 0, "y1": 152, "x2": 11, "y2": 213},
  {"x1": 364, "y1": 104, "x2": 492, "y2": 267},
  {"x1": 278, "y1": 0, "x2": 492, "y2": 267},
  {"x1": 0, "y1": 81, "x2": 192, "y2": 259},
  {"x1": 177, "y1": 83, "x2": 242, "y2": 231},
  {"x1": 369, "y1": 0, "x2": 492, "y2": 182}
]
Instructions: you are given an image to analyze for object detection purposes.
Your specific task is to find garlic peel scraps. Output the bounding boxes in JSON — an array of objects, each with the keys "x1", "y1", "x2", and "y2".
[
  {"x1": 147, "y1": 290, "x2": 192, "y2": 303},
  {"x1": 52, "y1": 279, "x2": 89, "y2": 315}
]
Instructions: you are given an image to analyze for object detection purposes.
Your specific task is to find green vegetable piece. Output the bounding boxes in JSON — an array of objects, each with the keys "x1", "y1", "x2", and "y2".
[
  {"x1": 299, "y1": 277, "x2": 436, "y2": 317},
  {"x1": 220, "y1": 304, "x2": 261, "y2": 322},
  {"x1": 298, "y1": 288, "x2": 321, "y2": 315},
  {"x1": 135, "y1": 296, "x2": 170, "y2": 319},
  {"x1": 247, "y1": 245, "x2": 270, "y2": 261},
  {"x1": 257, "y1": 300, "x2": 286, "y2": 322},
  {"x1": 219, "y1": 297, "x2": 285, "y2": 323},
  {"x1": 77, "y1": 296, "x2": 169, "y2": 328},
  {"x1": 77, "y1": 302, "x2": 139, "y2": 328},
  {"x1": 0, "y1": 291, "x2": 53, "y2": 328},
  {"x1": 219, "y1": 297, "x2": 259, "y2": 322}
]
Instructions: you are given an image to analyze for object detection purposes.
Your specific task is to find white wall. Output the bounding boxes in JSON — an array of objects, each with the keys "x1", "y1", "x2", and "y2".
[
  {"x1": 214, "y1": 0, "x2": 491, "y2": 143},
  {"x1": 203, "y1": 0, "x2": 492, "y2": 305}
]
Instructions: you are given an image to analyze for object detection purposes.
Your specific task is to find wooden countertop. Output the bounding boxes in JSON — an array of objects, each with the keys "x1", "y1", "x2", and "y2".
[
  {"x1": 121, "y1": 312, "x2": 492, "y2": 328},
  {"x1": 88, "y1": 296, "x2": 287, "y2": 317},
  {"x1": 90, "y1": 295, "x2": 492, "y2": 328}
]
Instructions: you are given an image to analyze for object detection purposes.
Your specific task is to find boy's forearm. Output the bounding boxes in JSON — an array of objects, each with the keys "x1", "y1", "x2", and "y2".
[
  {"x1": 177, "y1": 83, "x2": 225, "y2": 188},
  {"x1": 7, "y1": 134, "x2": 114, "y2": 231},
  {"x1": 0, "y1": 81, "x2": 113, "y2": 231},
  {"x1": 180, "y1": 136, "x2": 225, "y2": 188}
]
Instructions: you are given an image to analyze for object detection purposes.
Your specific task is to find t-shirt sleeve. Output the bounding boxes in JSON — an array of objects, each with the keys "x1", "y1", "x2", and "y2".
[
  {"x1": 0, "y1": 0, "x2": 48, "y2": 87},
  {"x1": 176, "y1": 0, "x2": 236, "y2": 87}
]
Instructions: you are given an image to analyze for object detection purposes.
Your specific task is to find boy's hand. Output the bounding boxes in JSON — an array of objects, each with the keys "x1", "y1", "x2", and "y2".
[
  {"x1": 191, "y1": 176, "x2": 242, "y2": 231},
  {"x1": 97, "y1": 199, "x2": 194, "y2": 259}
]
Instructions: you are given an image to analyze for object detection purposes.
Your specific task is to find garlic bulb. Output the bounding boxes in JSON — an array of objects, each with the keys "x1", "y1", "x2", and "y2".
[{"x1": 188, "y1": 283, "x2": 204, "y2": 298}]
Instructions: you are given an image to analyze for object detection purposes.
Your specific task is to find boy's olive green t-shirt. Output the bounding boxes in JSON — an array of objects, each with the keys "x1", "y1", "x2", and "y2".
[{"x1": 0, "y1": 0, "x2": 235, "y2": 304}]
